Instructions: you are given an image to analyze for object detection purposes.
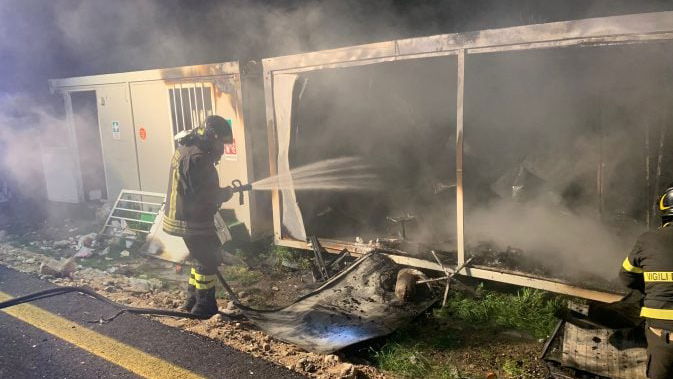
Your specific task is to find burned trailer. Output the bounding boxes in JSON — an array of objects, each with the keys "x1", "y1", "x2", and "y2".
[
  {"x1": 48, "y1": 61, "x2": 271, "y2": 241},
  {"x1": 262, "y1": 11, "x2": 673, "y2": 303}
]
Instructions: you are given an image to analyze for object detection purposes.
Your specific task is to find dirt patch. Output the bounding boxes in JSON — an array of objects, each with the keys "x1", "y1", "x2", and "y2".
[
  {"x1": 0, "y1": 217, "x2": 556, "y2": 378},
  {"x1": 0, "y1": 231, "x2": 383, "y2": 378}
]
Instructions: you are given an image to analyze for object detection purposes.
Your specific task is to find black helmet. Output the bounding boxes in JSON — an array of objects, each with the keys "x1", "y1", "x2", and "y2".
[
  {"x1": 202, "y1": 115, "x2": 232, "y2": 140},
  {"x1": 659, "y1": 186, "x2": 673, "y2": 218}
]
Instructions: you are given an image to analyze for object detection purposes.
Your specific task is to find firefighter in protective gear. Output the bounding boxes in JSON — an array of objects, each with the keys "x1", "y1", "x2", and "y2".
[
  {"x1": 620, "y1": 186, "x2": 673, "y2": 378},
  {"x1": 163, "y1": 115, "x2": 234, "y2": 318}
]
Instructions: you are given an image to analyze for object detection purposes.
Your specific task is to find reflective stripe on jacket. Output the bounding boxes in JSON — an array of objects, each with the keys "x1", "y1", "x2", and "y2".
[
  {"x1": 163, "y1": 144, "x2": 220, "y2": 237},
  {"x1": 620, "y1": 223, "x2": 673, "y2": 329}
]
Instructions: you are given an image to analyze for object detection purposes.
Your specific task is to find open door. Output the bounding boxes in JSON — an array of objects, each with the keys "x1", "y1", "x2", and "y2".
[{"x1": 71, "y1": 91, "x2": 107, "y2": 201}]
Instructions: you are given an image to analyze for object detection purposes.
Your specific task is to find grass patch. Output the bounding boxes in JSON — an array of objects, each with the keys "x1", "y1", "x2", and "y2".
[
  {"x1": 435, "y1": 285, "x2": 565, "y2": 339},
  {"x1": 268, "y1": 244, "x2": 312, "y2": 270},
  {"x1": 373, "y1": 343, "x2": 432, "y2": 378},
  {"x1": 502, "y1": 358, "x2": 526, "y2": 378},
  {"x1": 368, "y1": 285, "x2": 563, "y2": 377},
  {"x1": 221, "y1": 265, "x2": 263, "y2": 286},
  {"x1": 372, "y1": 342, "x2": 465, "y2": 378}
]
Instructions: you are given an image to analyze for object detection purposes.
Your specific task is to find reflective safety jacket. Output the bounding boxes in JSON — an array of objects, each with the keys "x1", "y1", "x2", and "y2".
[
  {"x1": 620, "y1": 223, "x2": 673, "y2": 329},
  {"x1": 163, "y1": 144, "x2": 221, "y2": 237}
]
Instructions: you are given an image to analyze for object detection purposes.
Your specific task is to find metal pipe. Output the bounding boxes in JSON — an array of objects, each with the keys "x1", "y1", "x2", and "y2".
[
  {"x1": 539, "y1": 320, "x2": 564, "y2": 359},
  {"x1": 178, "y1": 82, "x2": 186, "y2": 132},
  {"x1": 193, "y1": 84, "x2": 200, "y2": 127},
  {"x1": 171, "y1": 85, "x2": 180, "y2": 136},
  {"x1": 200, "y1": 81, "x2": 207, "y2": 119},
  {"x1": 417, "y1": 257, "x2": 474, "y2": 284},
  {"x1": 186, "y1": 83, "x2": 195, "y2": 129},
  {"x1": 192, "y1": 85, "x2": 200, "y2": 126}
]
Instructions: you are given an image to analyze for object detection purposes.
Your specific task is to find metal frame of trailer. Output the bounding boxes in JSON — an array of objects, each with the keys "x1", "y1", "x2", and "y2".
[{"x1": 261, "y1": 11, "x2": 673, "y2": 303}]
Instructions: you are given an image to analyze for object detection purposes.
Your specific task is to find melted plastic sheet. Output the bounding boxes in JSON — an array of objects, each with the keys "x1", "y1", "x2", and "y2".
[
  {"x1": 238, "y1": 252, "x2": 436, "y2": 353},
  {"x1": 273, "y1": 73, "x2": 307, "y2": 241}
]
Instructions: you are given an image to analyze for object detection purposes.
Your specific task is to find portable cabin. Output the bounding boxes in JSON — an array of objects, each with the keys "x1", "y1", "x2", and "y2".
[{"x1": 48, "y1": 61, "x2": 271, "y2": 239}]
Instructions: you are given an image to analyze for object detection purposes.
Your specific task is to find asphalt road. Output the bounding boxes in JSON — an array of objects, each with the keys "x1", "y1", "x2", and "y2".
[{"x1": 0, "y1": 265, "x2": 305, "y2": 379}]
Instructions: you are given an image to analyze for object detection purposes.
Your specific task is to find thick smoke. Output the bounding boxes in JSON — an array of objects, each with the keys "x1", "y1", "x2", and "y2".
[
  {"x1": 3, "y1": 0, "x2": 673, "y2": 95},
  {"x1": 281, "y1": 23, "x2": 673, "y2": 285},
  {"x1": 0, "y1": 94, "x2": 70, "y2": 200},
  {"x1": 460, "y1": 42, "x2": 673, "y2": 282},
  {"x1": 2, "y1": 0, "x2": 673, "y2": 281}
]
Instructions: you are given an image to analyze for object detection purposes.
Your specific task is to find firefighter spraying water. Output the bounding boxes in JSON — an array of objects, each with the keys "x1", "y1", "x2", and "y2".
[{"x1": 163, "y1": 115, "x2": 379, "y2": 317}]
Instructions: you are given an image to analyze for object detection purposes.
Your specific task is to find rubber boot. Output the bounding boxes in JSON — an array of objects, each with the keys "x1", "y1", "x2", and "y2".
[
  {"x1": 178, "y1": 284, "x2": 196, "y2": 312},
  {"x1": 191, "y1": 287, "x2": 218, "y2": 318},
  {"x1": 178, "y1": 269, "x2": 197, "y2": 312}
]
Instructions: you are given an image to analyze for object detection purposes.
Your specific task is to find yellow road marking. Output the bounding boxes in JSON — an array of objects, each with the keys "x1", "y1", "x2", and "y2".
[{"x1": 0, "y1": 291, "x2": 204, "y2": 379}]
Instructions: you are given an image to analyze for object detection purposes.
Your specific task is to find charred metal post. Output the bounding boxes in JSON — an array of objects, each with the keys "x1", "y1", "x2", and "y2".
[
  {"x1": 309, "y1": 236, "x2": 329, "y2": 281},
  {"x1": 327, "y1": 249, "x2": 351, "y2": 272}
]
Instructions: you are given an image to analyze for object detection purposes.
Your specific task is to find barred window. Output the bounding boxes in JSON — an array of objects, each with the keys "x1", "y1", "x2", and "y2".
[{"x1": 168, "y1": 82, "x2": 214, "y2": 136}]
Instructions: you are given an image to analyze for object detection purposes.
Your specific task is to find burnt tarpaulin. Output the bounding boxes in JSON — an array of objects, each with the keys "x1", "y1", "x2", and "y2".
[
  {"x1": 238, "y1": 252, "x2": 436, "y2": 354},
  {"x1": 273, "y1": 73, "x2": 307, "y2": 240}
]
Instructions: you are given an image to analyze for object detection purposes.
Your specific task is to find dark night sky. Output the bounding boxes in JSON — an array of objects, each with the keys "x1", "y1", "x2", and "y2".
[{"x1": 1, "y1": 0, "x2": 673, "y2": 103}]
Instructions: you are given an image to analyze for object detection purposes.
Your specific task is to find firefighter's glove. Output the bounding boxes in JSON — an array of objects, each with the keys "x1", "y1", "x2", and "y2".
[{"x1": 218, "y1": 186, "x2": 234, "y2": 203}]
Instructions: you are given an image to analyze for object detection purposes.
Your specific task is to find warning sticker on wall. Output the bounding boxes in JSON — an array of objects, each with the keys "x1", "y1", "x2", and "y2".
[
  {"x1": 223, "y1": 118, "x2": 237, "y2": 161},
  {"x1": 112, "y1": 121, "x2": 121, "y2": 140}
]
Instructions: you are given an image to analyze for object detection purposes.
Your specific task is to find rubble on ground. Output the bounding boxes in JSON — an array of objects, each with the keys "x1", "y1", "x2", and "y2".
[
  {"x1": 39, "y1": 257, "x2": 77, "y2": 278},
  {"x1": 0, "y1": 226, "x2": 385, "y2": 379},
  {"x1": 0, "y1": 211, "x2": 550, "y2": 378}
]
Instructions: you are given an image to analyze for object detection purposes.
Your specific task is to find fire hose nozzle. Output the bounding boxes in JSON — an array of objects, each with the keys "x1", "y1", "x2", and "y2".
[
  {"x1": 232, "y1": 183, "x2": 252, "y2": 193},
  {"x1": 231, "y1": 180, "x2": 253, "y2": 205}
]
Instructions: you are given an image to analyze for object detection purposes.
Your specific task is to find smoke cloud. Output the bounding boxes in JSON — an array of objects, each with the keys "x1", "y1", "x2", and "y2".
[
  {"x1": 0, "y1": 94, "x2": 70, "y2": 200},
  {"x1": 278, "y1": 21, "x2": 673, "y2": 286},
  {"x1": 2, "y1": 0, "x2": 673, "y2": 284},
  {"x1": 2, "y1": 0, "x2": 673, "y2": 95}
]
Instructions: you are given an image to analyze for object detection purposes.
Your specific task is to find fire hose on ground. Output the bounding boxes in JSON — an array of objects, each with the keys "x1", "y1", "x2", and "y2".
[
  {"x1": 0, "y1": 268, "x2": 245, "y2": 324},
  {"x1": 0, "y1": 180, "x2": 257, "y2": 320},
  {"x1": 0, "y1": 176, "x2": 257, "y2": 324},
  {"x1": 0, "y1": 251, "x2": 452, "y2": 353}
]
